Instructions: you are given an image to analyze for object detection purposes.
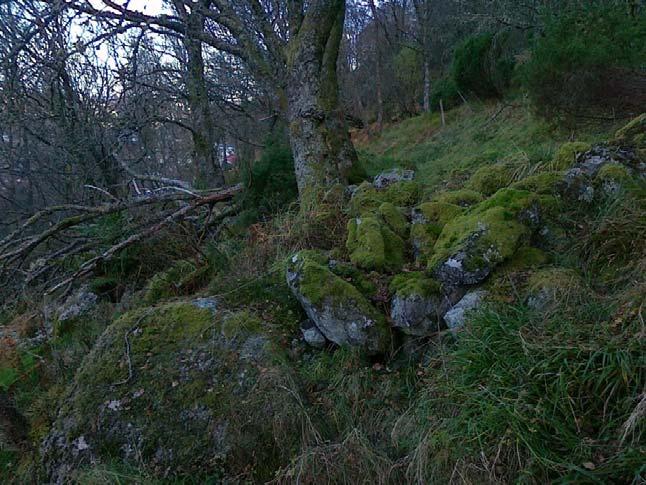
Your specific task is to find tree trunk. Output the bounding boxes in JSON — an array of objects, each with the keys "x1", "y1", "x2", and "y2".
[
  {"x1": 423, "y1": 59, "x2": 431, "y2": 113},
  {"x1": 368, "y1": 0, "x2": 384, "y2": 131},
  {"x1": 286, "y1": 0, "x2": 358, "y2": 195},
  {"x1": 183, "y1": 8, "x2": 225, "y2": 188}
]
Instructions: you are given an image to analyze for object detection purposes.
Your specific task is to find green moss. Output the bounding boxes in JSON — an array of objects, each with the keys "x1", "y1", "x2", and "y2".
[
  {"x1": 349, "y1": 182, "x2": 383, "y2": 216},
  {"x1": 144, "y1": 260, "x2": 198, "y2": 304},
  {"x1": 596, "y1": 163, "x2": 631, "y2": 182},
  {"x1": 346, "y1": 216, "x2": 404, "y2": 272},
  {"x1": 505, "y1": 246, "x2": 549, "y2": 270},
  {"x1": 292, "y1": 253, "x2": 387, "y2": 332},
  {"x1": 430, "y1": 205, "x2": 530, "y2": 271},
  {"x1": 474, "y1": 188, "x2": 540, "y2": 215},
  {"x1": 220, "y1": 310, "x2": 266, "y2": 339},
  {"x1": 383, "y1": 180, "x2": 421, "y2": 207},
  {"x1": 328, "y1": 260, "x2": 378, "y2": 298},
  {"x1": 410, "y1": 225, "x2": 441, "y2": 265},
  {"x1": 510, "y1": 172, "x2": 563, "y2": 194},
  {"x1": 416, "y1": 201, "x2": 464, "y2": 226},
  {"x1": 551, "y1": 142, "x2": 591, "y2": 170},
  {"x1": 378, "y1": 202, "x2": 408, "y2": 237},
  {"x1": 465, "y1": 163, "x2": 514, "y2": 196},
  {"x1": 613, "y1": 113, "x2": 646, "y2": 148},
  {"x1": 431, "y1": 189, "x2": 484, "y2": 207},
  {"x1": 390, "y1": 272, "x2": 441, "y2": 298},
  {"x1": 49, "y1": 301, "x2": 300, "y2": 481}
]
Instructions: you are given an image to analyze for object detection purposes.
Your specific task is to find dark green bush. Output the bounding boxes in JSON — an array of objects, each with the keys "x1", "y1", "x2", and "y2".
[
  {"x1": 453, "y1": 32, "x2": 515, "y2": 98},
  {"x1": 429, "y1": 76, "x2": 461, "y2": 110},
  {"x1": 243, "y1": 131, "x2": 298, "y2": 215},
  {"x1": 521, "y1": 5, "x2": 646, "y2": 120}
]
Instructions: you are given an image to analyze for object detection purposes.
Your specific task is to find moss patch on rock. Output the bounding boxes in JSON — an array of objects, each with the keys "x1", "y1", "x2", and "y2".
[
  {"x1": 390, "y1": 272, "x2": 441, "y2": 298},
  {"x1": 349, "y1": 181, "x2": 421, "y2": 217},
  {"x1": 42, "y1": 301, "x2": 302, "y2": 482},
  {"x1": 431, "y1": 189, "x2": 484, "y2": 207},
  {"x1": 465, "y1": 163, "x2": 514, "y2": 196},
  {"x1": 613, "y1": 113, "x2": 646, "y2": 148},
  {"x1": 552, "y1": 142, "x2": 591, "y2": 170},
  {"x1": 286, "y1": 251, "x2": 389, "y2": 353},
  {"x1": 346, "y1": 216, "x2": 405, "y2": 272},
  {"x1": 511, "y1": 172, "x2": 563, "y2": 195},
  {"x1": 378, "y1": 202, "x2": 409, "y2": 237}
]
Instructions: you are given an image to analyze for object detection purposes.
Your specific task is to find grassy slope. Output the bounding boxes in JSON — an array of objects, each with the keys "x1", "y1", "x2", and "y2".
[{"x1": 355, "y1": 100, "x2": 620, "y2": 188}]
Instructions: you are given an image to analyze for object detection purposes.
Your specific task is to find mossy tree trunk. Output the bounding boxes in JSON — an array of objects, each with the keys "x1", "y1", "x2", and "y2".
[
  {"x1": 178, "y1": 0, "x2": 225, "y2": 188},
  {"x1": 286, "y1": 0, "x2": 359, "y2": 196}
]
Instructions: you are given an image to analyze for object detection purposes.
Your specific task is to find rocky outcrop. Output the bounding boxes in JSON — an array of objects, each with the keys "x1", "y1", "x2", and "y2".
[{"x1": 286, "y1": 251, "x2": 389, "y2": 354}]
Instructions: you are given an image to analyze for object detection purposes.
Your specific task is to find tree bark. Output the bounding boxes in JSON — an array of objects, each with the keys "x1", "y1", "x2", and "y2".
[
  {"x1": 368, "y1": 0, "x2": 384, "y2": 131},
  {"x1": 286, "y1": 0, "x2": 358, "y2": 195},
  {"x1": 423, "y1": 59, "x2": 431, "y2": 113},
  {"x1": 182, "y1": 3, "x2": 225, "y2": 188}
]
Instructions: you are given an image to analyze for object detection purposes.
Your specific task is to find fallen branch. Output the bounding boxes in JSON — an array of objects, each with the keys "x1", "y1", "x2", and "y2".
[{"x1": 46, "y1": 184, "x2": 242, "y2": 294}]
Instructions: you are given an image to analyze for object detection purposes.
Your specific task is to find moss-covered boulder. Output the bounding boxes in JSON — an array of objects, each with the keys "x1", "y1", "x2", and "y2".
[
  {"x1": 510, "y1": 172, "x2": 563, "y2": 195},
  {"x1": 346, "y1": 216, "x2": 405, "y2": 273},
  {"x1": 595, "y1": 163, "x2": 632, "y2": 196},
  {"x1": 552, "y1": 142, "x2": 591, "y2": 170},
  {"x1": 429, "y1": 189, "x2": 543, "y2": 288},
  {"x1": 41, "y1": 300, "x2": 303, "y2": 483},
  {"x1": 378, "y1": 202, "x2": 409, "y2": 238},
  {"x1": 286, "y1": 251, "x2": 389, "y2": 354},
  {"x1": 389, "y1": 272, "x2": 448, "y2": 336},
  {"x1": 465, "y1": 163, "x2": 515, "y2": 196},
  {"x1": 559, "y1": 146, "x2": 640, "y2": 203},
  {"x1": 431, "y1": 189, "x2": 484, "y2": 207},
  {"x1": 410, "y1": 202, "x2": 464, "y2": 264},
  {"x1": 349, "y1": 180, "x2": 421, "y2": 217}
]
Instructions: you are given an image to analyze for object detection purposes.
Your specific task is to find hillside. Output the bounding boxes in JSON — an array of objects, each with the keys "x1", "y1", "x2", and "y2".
[{"x1": 1, "y1": 104, "x2": 645, "y2": 483}]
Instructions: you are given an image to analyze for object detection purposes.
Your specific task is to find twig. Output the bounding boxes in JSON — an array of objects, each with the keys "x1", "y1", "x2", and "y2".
[{"x1": 113, "y1": 311, "x2": 152, "y2": 387}]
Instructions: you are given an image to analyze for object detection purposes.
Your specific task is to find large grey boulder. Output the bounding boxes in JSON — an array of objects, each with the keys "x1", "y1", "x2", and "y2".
[
  {"x1": 41, "y1": 300, "x2": 302, "y2": 483},
  {"x1": 286, "y1": 251, "x2": 389, "y2": 354},
  {"x1": 443, "y1": 290, "x2": 488, "y2": 331}
]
